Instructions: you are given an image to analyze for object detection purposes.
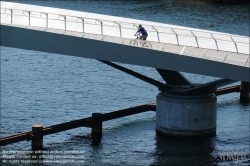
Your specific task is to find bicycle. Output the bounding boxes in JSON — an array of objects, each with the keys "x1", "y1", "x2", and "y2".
[{"x1": 129, "y1": 34, "x2": 152, "y2": 48}]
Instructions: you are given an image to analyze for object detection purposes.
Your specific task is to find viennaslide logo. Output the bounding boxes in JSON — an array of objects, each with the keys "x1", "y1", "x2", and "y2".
[{"x1": 218, "y1": 147, "x2": 248, "y2": 165}]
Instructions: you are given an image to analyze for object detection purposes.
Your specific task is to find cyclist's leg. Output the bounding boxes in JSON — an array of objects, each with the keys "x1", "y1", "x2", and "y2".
[
  {"x1": 140, "y1": 35, "x2": 147, "y2": 41},
  {"x1": 142, "y1": 35, "x2": 151, "y2": 48}
]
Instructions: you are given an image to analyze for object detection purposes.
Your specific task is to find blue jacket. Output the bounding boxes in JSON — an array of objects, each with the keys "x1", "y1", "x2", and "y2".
[{"x1": 137, "y1": 27, "x2": 148, "y2": 35}]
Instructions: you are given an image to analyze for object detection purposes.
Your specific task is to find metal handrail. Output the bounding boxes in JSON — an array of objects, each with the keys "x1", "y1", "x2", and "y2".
[
  {"x1": 1, "y1": 7, "x2": 249, "y2": 45},
  {"x1": 1, "y1": 8, "x2": 249, "y2": 66},
  {"x1": 1, "y1": 18, "x2": 249, "y2": 66}
]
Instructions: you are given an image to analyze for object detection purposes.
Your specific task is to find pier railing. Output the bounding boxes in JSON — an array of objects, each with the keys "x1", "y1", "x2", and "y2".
[
  {"x1": 0, "y1": 84, "x2": 242, "y2": 149},
  {"x1": 0, "y1": 103, "x2": 156, "y2": 148}
]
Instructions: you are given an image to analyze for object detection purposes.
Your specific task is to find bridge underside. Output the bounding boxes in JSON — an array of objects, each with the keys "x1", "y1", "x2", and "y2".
[{"x1": 99, "y1": 60, "x2": 236, "y2": 95}]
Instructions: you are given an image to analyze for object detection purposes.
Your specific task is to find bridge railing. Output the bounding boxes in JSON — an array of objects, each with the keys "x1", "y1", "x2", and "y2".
[
  {"x1": 1, "y1": 8, "x2": 249, "y2": 52},
  {"x1": 1, "y1": 7, "x2": 249, "y2": 66}
]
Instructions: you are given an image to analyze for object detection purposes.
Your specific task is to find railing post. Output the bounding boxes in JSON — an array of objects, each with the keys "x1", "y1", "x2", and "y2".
[
  {"x1": 101, "y1": 22, "x2": 103, "y2": 35},
  {"x1": 10, "y1": 9, "x2": 13, "y2": 24},
  {"x1": 152, "y1": 26, "x2": 160, "y2": 42},
  {"x1": 211, "y1": 33, "x2": 219, "y2": 50},
  {"x1": 91, "y1": 113, "x2": 102, "y2": 139},
  {"x1": 230, "y1": 36, "x2": 238, "y2": 53},
  {"x1": 234, "y1": 42, "x2": 238, "y2": 53},
  {"x1": 28, "y1": 11, "x2": 30, "y2": 26},
  {"x1": 172, "y1": 29, "x2": 179, "y2": 45},
  {"x1": 157, "y1": 31, "x2": 160, "y2": 42},
  {"x1": 82, "y1": 19, "x2": 84, "y2": 33},
  {"x1": 191, "y1": 31, "x2": 199, "y2": 48},
  {"x1": 31, "y1": 124, "x2": 43, "y2": 150},
  {"x1": 114, "y1": 22, "x2": 122, "y2": 38},
  {"x1": 46, "y1": 13, "x2": 48, "y2": 28},
  {"x1": 119, "y1": 25, "x2": 122, "y2": 38},
  {"x1": 176, "y1": 34, "x2": 179, "y2": 45},
  {"x1": 64, "y1": 16, "x2": 66, "y2": 31},
  {"x1": 95, "y1": 19, "x2": 103, "y2": 35}
]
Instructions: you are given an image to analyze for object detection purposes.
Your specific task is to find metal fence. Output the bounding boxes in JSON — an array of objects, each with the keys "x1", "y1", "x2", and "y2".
[{"x1": 1, "y1": 7, "x2": 249, "y2": 67}]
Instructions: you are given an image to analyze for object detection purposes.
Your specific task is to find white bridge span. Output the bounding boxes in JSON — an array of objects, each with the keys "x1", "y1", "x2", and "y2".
[{"x1": 1, "y1": 1, "x2": 249, "y2": 82}]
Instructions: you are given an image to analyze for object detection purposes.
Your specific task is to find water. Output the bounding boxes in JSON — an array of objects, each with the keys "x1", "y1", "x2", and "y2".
[{"x1": 1, "y1": 0, "x2": 249, "y2": 165}]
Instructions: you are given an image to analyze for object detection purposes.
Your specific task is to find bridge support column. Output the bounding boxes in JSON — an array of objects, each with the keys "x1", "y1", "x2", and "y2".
[
  {"x1": 156, "y1": 92, "x2": 217, "y2": 137},
  {"x1": 240, "y1": 81, "x2": 250, "y2": 103}
]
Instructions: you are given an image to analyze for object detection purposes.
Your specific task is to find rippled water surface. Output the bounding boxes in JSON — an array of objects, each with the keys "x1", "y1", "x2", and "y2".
[{"x1": 1, "y1": 0, "x2": 249, "y2": 165}]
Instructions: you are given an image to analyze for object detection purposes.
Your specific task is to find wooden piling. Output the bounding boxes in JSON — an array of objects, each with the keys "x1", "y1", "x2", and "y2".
[
  {"x1": 240, "y1": 82, "x2": 250, "y2": 103},
  {"x1": 91, "y1": 113, "x2": 103, "y2": 138},
  {"x1": 32, "y1": 124, "x2": 43, "y2": 150}
]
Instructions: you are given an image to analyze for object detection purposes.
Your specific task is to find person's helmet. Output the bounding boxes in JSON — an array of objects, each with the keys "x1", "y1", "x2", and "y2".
[{"x1": 139, "y1": 24, "x2": 142, "y2": 28}]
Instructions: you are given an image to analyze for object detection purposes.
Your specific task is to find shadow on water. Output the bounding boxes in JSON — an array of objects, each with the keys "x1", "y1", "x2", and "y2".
[{"x1": 151, "y1": 134, "x2": 218, "y2": 166}]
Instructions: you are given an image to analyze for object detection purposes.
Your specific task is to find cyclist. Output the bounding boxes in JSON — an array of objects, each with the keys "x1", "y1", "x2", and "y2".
[{"x1": 134, "y1": 24, "x2": 148, "y2": 41}]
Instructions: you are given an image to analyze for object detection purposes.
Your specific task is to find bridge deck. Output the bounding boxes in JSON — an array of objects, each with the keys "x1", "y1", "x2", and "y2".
[{"x1": 1, "y1": 1, "x2": 249, "y2": 82}]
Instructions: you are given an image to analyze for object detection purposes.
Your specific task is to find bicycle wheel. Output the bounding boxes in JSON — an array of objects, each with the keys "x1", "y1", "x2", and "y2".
[
  {"x1": 130, "y1": 40, "x2": 138, "y2": 47},
  {"x1": 142, "y1": 41, "x2": 152, "y2": 48}
]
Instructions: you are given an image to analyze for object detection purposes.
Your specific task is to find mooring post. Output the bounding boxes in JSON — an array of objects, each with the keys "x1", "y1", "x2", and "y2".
[
  {"x1": 31, "y1": 124, "x2": 43, "y2": 150},
  {"x1": 240, "y1": 81, "x2": 250, "y2": 103},
  {"x1": 91, "y1": 113, "x2": 103, "y2": 139}
]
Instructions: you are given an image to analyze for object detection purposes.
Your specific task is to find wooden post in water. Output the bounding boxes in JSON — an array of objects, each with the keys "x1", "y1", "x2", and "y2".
[
  {"x1": 91, "y1": 113, "x2": 103, "y2": 139},
  {"x1": 32, "y1": 124, "x2": 43, "y2": 150},
  {"x1": 240, "y1": 81, "x2": 250, "y2": 103}
]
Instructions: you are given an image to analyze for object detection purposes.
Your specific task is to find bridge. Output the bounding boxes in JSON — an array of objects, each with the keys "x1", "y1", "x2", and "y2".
[{"x1": 1, "y1": 1, "x2": 250, "y2": 137}]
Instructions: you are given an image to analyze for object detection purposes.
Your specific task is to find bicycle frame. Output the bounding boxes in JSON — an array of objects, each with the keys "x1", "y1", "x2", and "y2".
[
  {"x1": 131, "y1": 34, "x2": 152, "y2": 48},
  {"x1": 135, "y1": 33, "x2": 146, "y2": 41}
]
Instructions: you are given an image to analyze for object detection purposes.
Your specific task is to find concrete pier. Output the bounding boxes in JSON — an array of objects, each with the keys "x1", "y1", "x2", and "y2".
[{"x1": 156, "y1": 93, "x2": 217, "y2": 137}]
